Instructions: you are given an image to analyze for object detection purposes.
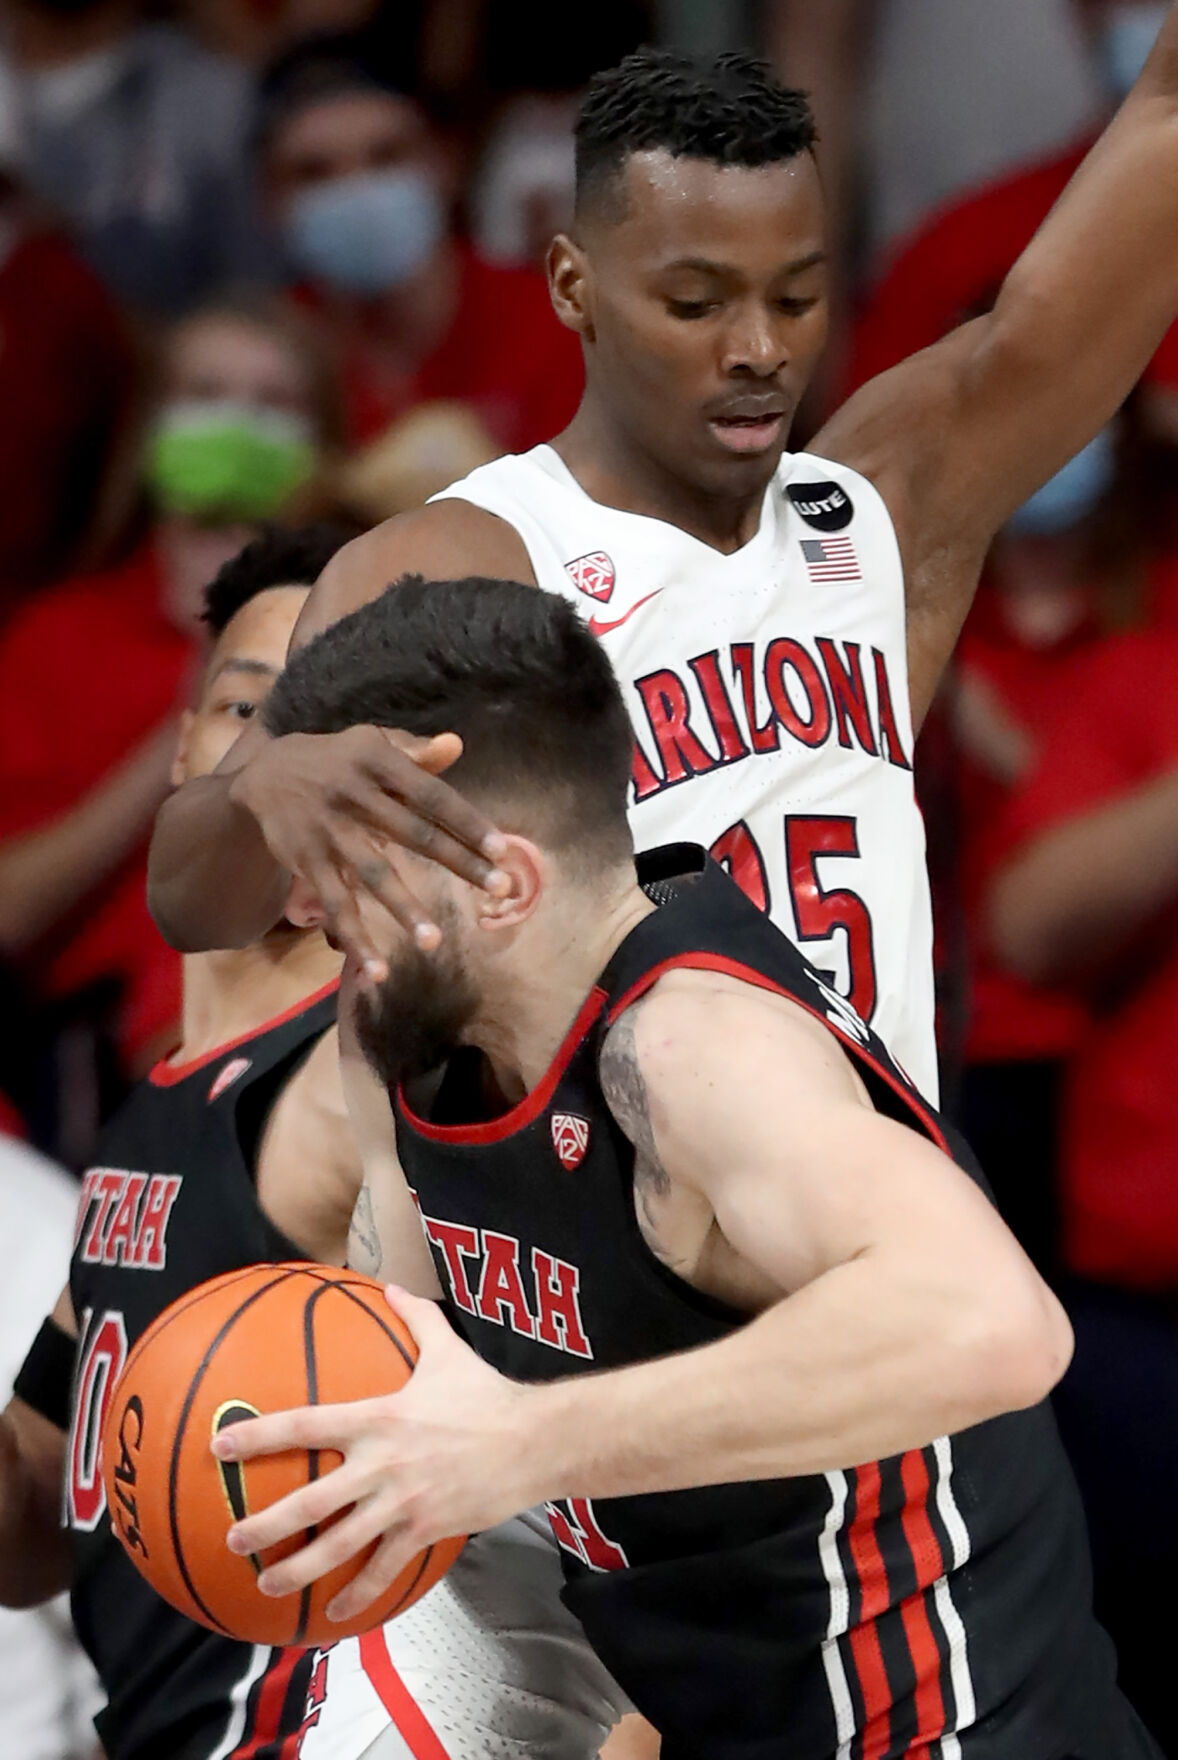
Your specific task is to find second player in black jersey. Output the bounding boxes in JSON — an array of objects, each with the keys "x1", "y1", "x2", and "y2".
[
  {"x1": 218, "y1": 577, "x2": 1160, "y2": 1760},
  {"x1": 0, "y1": 529, "x2": 362, "y2": 1760}
]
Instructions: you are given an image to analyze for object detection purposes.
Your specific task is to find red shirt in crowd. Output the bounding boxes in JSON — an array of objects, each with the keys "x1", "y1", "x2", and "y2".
[
  {"x1": 846, "y1": 143, "x2": 1090, "y2": 391},
  {"x1": 0, "y1": 541, "x2": 188, "y2": 1066},
  {"x1": 956, "y1": 588, "x2": 1098, "y2": 1065},
  {"x1": 0, "y1": 224, "x2": 134, "y2": 607},
  {"x1": 305, "y1": 245, "x2": 585, "y2": 451},
  {"x1": 1001, "y1": 631, "x2": 1178, "y2": 1288}
]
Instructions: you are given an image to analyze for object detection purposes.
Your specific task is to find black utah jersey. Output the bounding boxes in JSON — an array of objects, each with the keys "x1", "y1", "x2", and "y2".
[
  {"x1": 68, "y1": 980, "x2": 338, "y2": 1760},
  {"x1": 393, "y1": 847, "x2": 1157, "y2": 1760}
]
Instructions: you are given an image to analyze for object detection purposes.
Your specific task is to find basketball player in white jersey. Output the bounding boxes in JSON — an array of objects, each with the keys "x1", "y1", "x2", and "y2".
[{"x1": 149, "y1": 25, "x2": 1178, "y2": 1099}]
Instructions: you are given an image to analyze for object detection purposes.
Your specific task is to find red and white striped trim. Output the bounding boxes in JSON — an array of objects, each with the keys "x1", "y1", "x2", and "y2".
[{"x1": 817, "y1": 1440, "x2": 977, "y2": 1759}]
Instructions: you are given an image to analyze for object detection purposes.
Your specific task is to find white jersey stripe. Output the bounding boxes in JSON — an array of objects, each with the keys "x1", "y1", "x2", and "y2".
[
  {"x1": 207, "y1": 1644, "x2": 272, "y2": 1760},
  {"x1": 933, "y1": 1435, "x2": 973, "y2": 1570},
  {"x1": 931, "y1": 1436, "x2": 977, "y2": 1741},
  {"x1": 818, "y1": 1470, "x2": 856, "y2": 1756}
]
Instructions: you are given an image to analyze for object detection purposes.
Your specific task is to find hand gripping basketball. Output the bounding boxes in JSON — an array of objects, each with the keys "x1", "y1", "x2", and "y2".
[
  {"x1": 99, "y1": 1266, "x2": 474, "y2": 1645},
  {"x1": 208, "y1": 1281, "x2": 543, "y2": 1626}
]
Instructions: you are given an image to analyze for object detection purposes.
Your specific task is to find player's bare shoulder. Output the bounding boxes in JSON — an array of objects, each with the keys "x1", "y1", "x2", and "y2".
[
  {"x1": 601, "y1": 966, "x2": 861, "y2": 1132},
  {"x1": 294, "y1": 500, "x2": 538, "y2": 646}
]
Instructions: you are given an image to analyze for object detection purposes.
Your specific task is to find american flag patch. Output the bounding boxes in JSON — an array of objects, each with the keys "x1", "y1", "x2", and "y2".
[{"x1": 801, "y1": 538, "x2": 861, "y2": 583}]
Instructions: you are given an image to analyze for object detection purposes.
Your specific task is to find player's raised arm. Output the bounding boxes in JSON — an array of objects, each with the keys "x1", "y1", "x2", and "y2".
[
  {"x1": 0, "y1": 1287, "x2": 76, "y2": 1608},
  {"x1": 147, "y1": 503, "x2": 532, "y2": 960},
  {"x1": 818, "y1": 3, "x2": 1178, "y2": 726}
]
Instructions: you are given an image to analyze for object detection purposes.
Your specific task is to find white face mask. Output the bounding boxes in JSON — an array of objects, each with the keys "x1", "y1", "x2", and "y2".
[{"x1": 1098, "y1": 3, "x2": 1169, "y2": 101}]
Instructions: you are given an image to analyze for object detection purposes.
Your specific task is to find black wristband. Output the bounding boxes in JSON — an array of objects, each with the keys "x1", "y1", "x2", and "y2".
[{"x1": 13, "y1": 1314, "x2": 76, "y2": 1433}]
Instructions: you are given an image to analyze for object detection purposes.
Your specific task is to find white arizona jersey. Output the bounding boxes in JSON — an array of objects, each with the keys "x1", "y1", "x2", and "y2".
[{"x1": 432, "y1": 445, "x2": 938, "y2": 1100}]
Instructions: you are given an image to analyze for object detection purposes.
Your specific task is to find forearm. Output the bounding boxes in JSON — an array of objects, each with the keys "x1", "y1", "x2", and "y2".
[
  {"x1": 0, "y1": 1416, "x2": 70, "y2": 1607},
  {"x1": 988, "y1": 767, "x2": 1178, "y2": 985},
  {"x1": 147, "y1": 772, "x2": 289, "y2": 951},
  {"x1": 519, "y1": 1250, "x2": 1066, "y2": 1505}
]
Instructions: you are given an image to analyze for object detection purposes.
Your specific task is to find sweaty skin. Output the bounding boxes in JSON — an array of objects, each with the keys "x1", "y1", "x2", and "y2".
[{"x1": 151, "y1": 8, "x2": 1178, "y2": 967}]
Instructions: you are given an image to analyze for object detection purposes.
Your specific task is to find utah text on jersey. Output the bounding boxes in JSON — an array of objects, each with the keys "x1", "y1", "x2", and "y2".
[
  {"x1": 72, "y1": 1168, "x2": 182, "y2": 1270},
  {"x1": 417, "y1": 1206, "x2": 593, "y2": 1359}
]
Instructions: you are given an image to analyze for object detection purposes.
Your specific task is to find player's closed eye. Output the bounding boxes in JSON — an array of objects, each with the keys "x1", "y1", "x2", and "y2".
[{"x1": 667, "y1": 298, "x2": 718, "y2": 320}]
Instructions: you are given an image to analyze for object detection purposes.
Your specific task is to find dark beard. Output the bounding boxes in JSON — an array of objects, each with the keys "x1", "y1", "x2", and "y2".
[{"x1": 353, "y1": 938, "x2": 479, "y2": 1092}]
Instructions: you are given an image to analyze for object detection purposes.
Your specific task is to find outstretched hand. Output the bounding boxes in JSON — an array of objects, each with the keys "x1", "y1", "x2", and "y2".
[
  {"x1": 210, "y1": 1287, "x2": 542, "y2": 1624},
  {"x1": 228, "y1": 726, "x2": 510, "y2": 972}
]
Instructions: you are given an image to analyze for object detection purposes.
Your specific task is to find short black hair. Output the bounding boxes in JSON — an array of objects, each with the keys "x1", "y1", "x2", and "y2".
[
  {"x1": 575, "y1": 48, "x2": 817, "y2": 220},
  {"x1": 263, "y1": 576, "x2": 635, "y2": 869},
  {"x1": 256, "y1": 31, "x2": 422, "y2": 156},
  {"x1": 202, "y1": 523, "x2": 358, "y2": 636}
]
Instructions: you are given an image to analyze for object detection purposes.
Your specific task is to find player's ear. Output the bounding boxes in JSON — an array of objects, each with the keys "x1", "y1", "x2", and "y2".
[
  {"x1": 548, "y1": 233, "x2": 593, "y2": 339},
  {"x1": 474, "y1": 835, "x2": 546, "y2": 934},
  {"x1": 285, "y1": 876, "x2": 326, "y2": 930},
  {"x1": 170, "y1": 709, "x2": 196, "y2": 789}
]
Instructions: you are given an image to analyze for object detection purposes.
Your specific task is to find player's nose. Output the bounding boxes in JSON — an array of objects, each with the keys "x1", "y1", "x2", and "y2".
[{"x1": 719, "y1": 306, "x2": 790, "y2": 379}]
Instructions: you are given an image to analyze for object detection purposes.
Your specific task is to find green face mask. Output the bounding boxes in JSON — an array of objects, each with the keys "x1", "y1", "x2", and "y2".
[{"x1": 147, "y1": 400, "x2": 316, "y2": 520}]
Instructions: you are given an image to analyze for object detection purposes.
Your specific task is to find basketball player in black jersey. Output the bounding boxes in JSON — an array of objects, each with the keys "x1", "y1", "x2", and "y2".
[
  {"x1": 216, "y1": 577, "x2": 1158, "y2": 1760},
  {"x1": 0, "y1": 527, "x2": 365, "y2": 1760}
]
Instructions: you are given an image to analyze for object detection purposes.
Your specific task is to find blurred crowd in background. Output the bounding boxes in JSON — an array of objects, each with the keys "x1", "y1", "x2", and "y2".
[{"x1": 4, "y1": 0, "x2": 1178, "y2": 1753}]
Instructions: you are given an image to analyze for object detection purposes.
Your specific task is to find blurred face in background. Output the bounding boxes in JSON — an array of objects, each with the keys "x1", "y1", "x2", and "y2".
[
  {"x1": 264, "y1": 87, "x2": 451, "y2": 298},
  {"x1": 149, "y1": 311, "x2": 321, "y2": 627}
]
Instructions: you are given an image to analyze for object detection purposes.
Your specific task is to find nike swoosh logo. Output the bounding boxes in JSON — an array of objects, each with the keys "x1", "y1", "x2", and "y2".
[{"x1": 587, "y1": 589, "x2": 663, "y2": 638}]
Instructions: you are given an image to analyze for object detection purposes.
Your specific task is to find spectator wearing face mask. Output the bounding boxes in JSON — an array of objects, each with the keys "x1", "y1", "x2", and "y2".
[
  {"x1": 0, "y1": 299, "x2": 335, "y2": 1158},
  {"x1": 0, "y1": 0, "x2": 260, "y2": 316},
  {"x1": 256, "y1": 36, "x2": 584, "y2": 452},
  {"x1": 951, "y1": 433, "x2": 1123, "y2": 1268},
  {"x1": 847, "y1": 2, "x2": 1172, "y2": 393}
]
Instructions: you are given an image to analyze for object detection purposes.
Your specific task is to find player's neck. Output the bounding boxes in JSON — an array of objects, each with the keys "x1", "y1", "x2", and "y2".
[
  {"x1": 473, "y1": 877, "x2": 655, "y2": 1102},
  {"x1": 176, "y1": 933, "x2": 342, "y2": 1063},
  {"x1": 553, "y1": 401, "x2": 777, "y2": 553}
]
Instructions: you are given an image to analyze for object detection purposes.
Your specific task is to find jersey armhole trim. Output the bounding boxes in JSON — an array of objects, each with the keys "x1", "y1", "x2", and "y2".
[
  {"x1": 606, "y1": 953, "x2": 949, "y2": 1155},
  {"x1": 148, "y1": 978, "x2": 340, "y2": 1087},
  {"x1": 397, "y1": 984, "x2": 608, "y2": 1145}
]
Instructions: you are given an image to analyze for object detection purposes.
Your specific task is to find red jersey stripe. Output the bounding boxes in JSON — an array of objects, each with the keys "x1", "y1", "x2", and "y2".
[
  {"x1": 846, "y1": 1461, "x2": 893, "y2": 1760},
  {"x1": 899, "y1": 1450, "x2": 949, "y2": 1746},
  {"x1": 231, "y1": 1649, "x2": 301, "y2": 1759},
  {"x1": 359, "y1": 1628, "x2": 453, "y2": 1760}
]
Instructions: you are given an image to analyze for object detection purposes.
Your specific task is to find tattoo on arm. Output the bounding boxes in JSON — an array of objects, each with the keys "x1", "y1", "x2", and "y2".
[
  {"x1": 347, "y1": 1185, "x2": 383, "y2": 1277},
  {"x1": 599, "y1": 1008, "x2": 669, "y2": 1197}
]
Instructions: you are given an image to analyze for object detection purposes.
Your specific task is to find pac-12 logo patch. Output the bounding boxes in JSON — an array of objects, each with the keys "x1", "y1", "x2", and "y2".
[
  {"x1": 787, "y1": 481, "x2": 854, "y2": 532},
  {"x1": 208, "y1": 1057, "x2": 252, "y2": 1103},
  {"x1": 564, "y1": 552, "x2": 615, "y2": 603},
  {"x1": 551, "y1": 1112, "x2": 591, "y2": 1170}
]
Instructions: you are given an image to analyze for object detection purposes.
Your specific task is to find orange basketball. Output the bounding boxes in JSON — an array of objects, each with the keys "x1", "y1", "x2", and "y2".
[{"x1": 100, "y1": 1263, "x2": 465, "y2": 1647}]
